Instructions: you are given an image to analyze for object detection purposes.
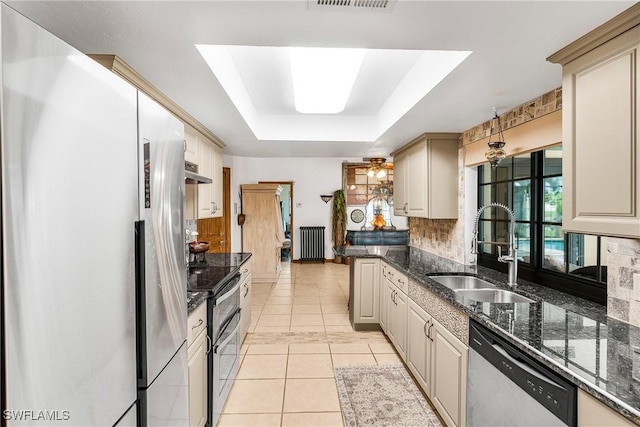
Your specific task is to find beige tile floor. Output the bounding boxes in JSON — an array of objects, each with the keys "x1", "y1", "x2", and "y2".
[{"x1": 218, "y1": 261, "x2": 402, "y2": 427}]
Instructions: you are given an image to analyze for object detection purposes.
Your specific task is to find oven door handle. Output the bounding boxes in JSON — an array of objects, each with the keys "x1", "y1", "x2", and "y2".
[
  {"x1": 214, "y1": 316, "x2": 241, "y2": 354},
  {"x1": 214, "y1": 279, "x2": 241, "y2": 306}
]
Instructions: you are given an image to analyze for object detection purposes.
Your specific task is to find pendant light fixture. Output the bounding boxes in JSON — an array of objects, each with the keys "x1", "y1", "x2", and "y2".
[{"x1": 485, "y1": 111, "x2": 507, "y2": 168}]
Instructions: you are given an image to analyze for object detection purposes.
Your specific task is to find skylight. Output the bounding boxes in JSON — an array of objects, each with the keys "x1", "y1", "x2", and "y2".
[
  {"x1": 290, "y1": 47, "x2": 366, "y2": 114},
  {"x1": 195, "y1": 44, "x2": 472, "y2": 142}
]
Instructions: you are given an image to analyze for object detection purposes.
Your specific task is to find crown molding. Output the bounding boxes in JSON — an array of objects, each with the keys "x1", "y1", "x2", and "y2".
[
  {"x1": 547, "y1": 3, "x2": 640, "y2": 65},
  {"x1": 89, "y1": 54, "x2": 225, "y2": 149}
]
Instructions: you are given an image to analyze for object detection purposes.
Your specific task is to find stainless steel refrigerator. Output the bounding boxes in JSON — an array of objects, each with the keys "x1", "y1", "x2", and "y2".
[
  {"x1": 135, "y1": 92, "x2": 188, "y2": 427},
  {"x1": 1, "y1": 4, "x2": 187, "y2": 426}
]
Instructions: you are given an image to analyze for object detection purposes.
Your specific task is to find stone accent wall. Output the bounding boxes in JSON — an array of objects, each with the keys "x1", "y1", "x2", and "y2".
[
  {"x1": 409, "y1": 218, "x2": 463, "y2": 262},
  {"x1": 607, "y1": 238, "x2": 640, "y2": 327},
  {"x1": 461, "y1": 87, "x2": 562, "y2": 145},
  {"x1": 408, "y1": 145, "x2": 466, "y2": 264}
]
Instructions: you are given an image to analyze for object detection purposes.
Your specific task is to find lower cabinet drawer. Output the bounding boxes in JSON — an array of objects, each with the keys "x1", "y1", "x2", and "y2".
[{"x1": 188, "y1": 303, "x2": 207, "y2": 345}]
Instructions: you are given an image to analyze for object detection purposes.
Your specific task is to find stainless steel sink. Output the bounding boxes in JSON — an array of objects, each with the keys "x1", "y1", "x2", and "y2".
[
  {"x1": 454, "y1": 289, "x2": 534, "y2": 303},
  {"x1": 429, "y1": 275, "x2": 497, "y2": 290}
]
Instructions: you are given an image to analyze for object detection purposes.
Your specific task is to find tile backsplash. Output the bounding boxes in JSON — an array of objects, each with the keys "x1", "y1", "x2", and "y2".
[
  {"x1": 409, "y1": 218, "x2": 465, "y2": 263},
  {"x1": 185, "y1": 219, "x2": 197, "y2": 244},
  {"x1": 607, "y1": 238, "x2": 640, "y2": 327}
]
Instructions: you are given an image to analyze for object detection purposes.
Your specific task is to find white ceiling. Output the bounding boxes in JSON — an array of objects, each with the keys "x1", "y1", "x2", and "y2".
[{"x1": 6, "y1": 0, "x2": 636, "y2": 158}]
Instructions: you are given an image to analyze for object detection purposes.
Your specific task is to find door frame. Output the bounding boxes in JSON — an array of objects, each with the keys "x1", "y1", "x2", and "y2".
[
  {"x1": 223, "y1": 167, "x2": 231, "y2": 253},
  {"x1": 259, "y1": 180, "x2": 294, "y2": 261}
]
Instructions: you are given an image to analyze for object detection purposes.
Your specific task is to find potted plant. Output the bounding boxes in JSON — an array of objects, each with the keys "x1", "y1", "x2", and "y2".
[{"x1": 331, "y1": 189, "x2": 347, "y2": 264}]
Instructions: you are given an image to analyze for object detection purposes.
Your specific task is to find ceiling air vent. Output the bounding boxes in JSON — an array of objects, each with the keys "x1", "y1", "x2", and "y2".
[{"x1": 309, "y1": 0, "x2": 397, "y2": 12}]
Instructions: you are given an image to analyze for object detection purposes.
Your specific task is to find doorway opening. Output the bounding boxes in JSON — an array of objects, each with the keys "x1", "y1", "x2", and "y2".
[{"x1": 259, "y1": 181, "x2": 293, "y2": 263}]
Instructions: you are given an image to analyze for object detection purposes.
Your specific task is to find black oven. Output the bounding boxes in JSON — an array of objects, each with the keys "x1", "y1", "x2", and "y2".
[
  {"x1": 207, "y1": 273, "x2": 241, "y2": 427},
  {"x1": 187, "y1": 262, "x2": 245, "y2": 427}
]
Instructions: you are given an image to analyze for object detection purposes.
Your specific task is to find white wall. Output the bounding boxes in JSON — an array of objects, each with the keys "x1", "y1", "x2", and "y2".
[{"x1": 225, "y1": 155, "x2": 360, "y2": 260}]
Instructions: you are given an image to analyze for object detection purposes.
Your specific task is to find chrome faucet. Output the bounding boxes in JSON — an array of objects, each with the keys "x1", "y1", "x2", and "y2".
[{"x1": 471, "y1": 203, "x2": 518, "y2": 287}]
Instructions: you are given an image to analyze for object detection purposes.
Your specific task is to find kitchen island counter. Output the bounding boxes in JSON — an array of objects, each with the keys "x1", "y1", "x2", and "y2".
[{"x1": 336, "y1": 245, "x2": 640, "y2": 425}]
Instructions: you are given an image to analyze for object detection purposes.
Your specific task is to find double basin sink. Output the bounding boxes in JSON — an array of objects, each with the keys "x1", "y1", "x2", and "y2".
[{"x1": 428, "y1": 275, "x2": 534, "y2": 303}]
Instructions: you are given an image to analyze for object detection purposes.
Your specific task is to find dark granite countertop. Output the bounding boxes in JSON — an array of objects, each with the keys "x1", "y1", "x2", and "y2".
[
  {"x1": 336, "y1": 245, "x2": 640, "y2": 425},
  {"x1": 187, "y1": 292, "x2": 207, "y2": 315},
  {"x1": 186, "y1": 252, "x2": 252, "y2": 314}
]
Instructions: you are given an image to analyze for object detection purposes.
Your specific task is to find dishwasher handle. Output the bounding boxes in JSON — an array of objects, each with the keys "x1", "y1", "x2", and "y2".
[{"x1": 491, "y1": 341, "x2": 567, "y2": 392}]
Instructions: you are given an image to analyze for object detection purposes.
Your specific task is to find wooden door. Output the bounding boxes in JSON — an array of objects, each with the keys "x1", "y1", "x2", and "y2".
[{"x1": 198, "y1": 167, "x2": 231, "y2": 253}]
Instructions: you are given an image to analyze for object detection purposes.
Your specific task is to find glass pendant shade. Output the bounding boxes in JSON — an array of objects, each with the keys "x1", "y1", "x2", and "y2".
[
  {"x1": 485, "y1": 141, "x2": 507, "y2": 168},
  {"x1": 485, "y1": 112, "x2": 507, "y2": 168}
]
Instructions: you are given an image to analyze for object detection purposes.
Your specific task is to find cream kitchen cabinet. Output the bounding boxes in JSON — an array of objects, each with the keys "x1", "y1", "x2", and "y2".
[
  {"x1": 382, "y1": 278, "x2": 407, "y2": 359},
  {"x1": 548, "y1": 7, "x2": 640, "y2": 237},
  {"x1": 187, "y1": 304, "x2": 208, "y2": 427},
  {"x1": 406, "y1": 299, "x2": 432, "y2": 394},
  {"x1": 350, "y1": 258, "x2": 380, "y2": 328},
  {"x1": 197, "y1": 137, "x2": 223, "y2": 219},
  {"x1": 431, "y1": 317, "x2": 468, "y2": 427},
  {"x1": 391, "y1": 133, "x2": 459, "y2": 218},
  {"x1": 184, "y1": 124, "x2": 199, "y2": 165},
  {"x1": 239, "y1": 259, "x2": 252, "y2": 342},
  {"x1": 392, "y1": 151, "x2": 407, "y2": 216},
  {"x1": 405, "y1": 297, "x2": 468, "y2": 427},
  {"x1": 577, "y1": 389, "x2": 635, "y2": 427},
  {"x1": 380, "y1": 261, "x2": 408, "y2": 358}
]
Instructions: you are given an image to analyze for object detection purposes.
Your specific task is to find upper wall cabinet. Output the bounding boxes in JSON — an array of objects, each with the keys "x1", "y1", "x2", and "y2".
[
  {"x1": 393, "y1": 151, "x2": 408, "y2": 216},
  {"x1": 197, "y1": 136, "x2": 223, "y2": 219},
  {"x1": 184, "y1": 125, "x2": 199, "y2": 165},
  {"x1": 391, "y1": 133, "x2": 459, "y2": 219},
  {"x1": 548, "y1": 5, "x2": 640, "y2": 237}
]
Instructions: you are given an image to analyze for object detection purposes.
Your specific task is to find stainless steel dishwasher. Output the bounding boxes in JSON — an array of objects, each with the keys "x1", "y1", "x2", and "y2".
[{"x1": 467, "y1": 320, "x2": 577, "y2": 426}]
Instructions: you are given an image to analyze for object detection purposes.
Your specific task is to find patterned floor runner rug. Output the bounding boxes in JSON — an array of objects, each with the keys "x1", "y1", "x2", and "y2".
[{"x1": 334, "y1": 364, "x2": 442, "y2": 427}]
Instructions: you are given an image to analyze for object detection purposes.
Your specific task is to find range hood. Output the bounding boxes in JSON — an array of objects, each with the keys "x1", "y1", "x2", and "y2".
[{"x1": 185, "y1": 161, "x2": 212, "y2": 184}]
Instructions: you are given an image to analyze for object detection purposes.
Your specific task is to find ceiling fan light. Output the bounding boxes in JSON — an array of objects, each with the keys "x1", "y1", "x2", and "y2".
[
  {"x1": 376, "y1": 169, "x2": 387, "y2": 179},
  {"x1": 367, "y1": 169, "x2": 375, "y2": 178}
]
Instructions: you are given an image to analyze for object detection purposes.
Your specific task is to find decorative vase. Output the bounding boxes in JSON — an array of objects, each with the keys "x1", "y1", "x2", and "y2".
[{"x1": 372, "y1": 214, "x2": 386, "y2": 230}]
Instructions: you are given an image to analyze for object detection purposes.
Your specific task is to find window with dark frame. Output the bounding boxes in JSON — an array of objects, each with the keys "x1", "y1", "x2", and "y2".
[{"x1": 477, "y1": 145, "x2": 608, "y2": 305}]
